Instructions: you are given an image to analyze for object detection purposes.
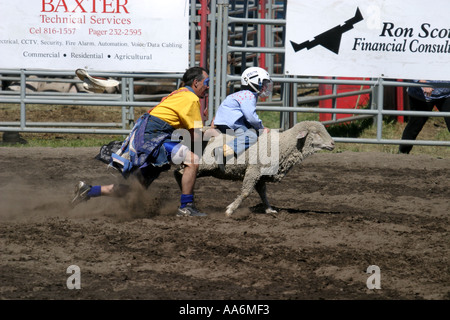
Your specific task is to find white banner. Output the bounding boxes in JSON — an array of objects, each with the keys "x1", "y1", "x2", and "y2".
[
  {"x1": 285, "y1": 0, "x2": 450, "y2": 80},
  {"x1": 0, "y1": 0, "x2": 189, "y2": 72}
]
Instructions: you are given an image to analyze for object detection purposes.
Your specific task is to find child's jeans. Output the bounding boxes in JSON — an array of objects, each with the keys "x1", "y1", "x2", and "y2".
[{"x1": 216, "y1": 124, "x2": 259, "y2": 156}]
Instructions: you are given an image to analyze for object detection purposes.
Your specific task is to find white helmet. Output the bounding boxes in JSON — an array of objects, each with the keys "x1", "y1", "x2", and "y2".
[{"x1": 241, "y1": 67, "x2": 273, "y2": 98}]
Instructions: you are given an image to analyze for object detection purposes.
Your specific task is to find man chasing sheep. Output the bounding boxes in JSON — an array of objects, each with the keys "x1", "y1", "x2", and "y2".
[{"x1": 71, "y1": 66, "x2": 210, "y2": 217}]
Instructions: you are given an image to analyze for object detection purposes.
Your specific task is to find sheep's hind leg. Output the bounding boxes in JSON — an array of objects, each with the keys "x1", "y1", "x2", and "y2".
[{"x1": 255, "y1": 180, "x2": 277, "y2": 214}]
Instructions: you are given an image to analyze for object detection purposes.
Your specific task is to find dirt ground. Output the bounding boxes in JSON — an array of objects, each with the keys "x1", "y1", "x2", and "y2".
[{"x1": 0, "y1": 145, "x2": 448, "y2": 302}]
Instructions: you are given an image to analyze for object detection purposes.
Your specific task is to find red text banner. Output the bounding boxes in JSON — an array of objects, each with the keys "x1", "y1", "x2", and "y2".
[{"x1": 0, "y1": 0, "x2": 189, "y2": 72}]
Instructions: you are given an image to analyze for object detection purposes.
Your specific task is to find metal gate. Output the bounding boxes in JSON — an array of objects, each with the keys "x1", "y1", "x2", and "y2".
[{"x1": 0, "y1": 0, "x2": 449, "y2": 148}]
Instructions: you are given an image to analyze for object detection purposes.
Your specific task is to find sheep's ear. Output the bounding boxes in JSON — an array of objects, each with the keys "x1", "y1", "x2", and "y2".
[{"x1": 297, "y1": 130, "x2": 308, "y2": 139}]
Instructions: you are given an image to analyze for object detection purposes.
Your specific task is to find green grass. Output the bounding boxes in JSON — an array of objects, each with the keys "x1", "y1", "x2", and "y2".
[
  {"x1": 338, "y1": 119, "x2": 450, "y2": 158},
  {"x1": 1, "y1": 109, "x2": 449, "y2": 158},
  {"x1": 6, "y1": 136, "x2": 124, "y2": 148},
  {"x1": 257, "y1": 110, "x2": 450, "y2": 158},
  {"x1": 0, "y1": 134, "x2": 124, "y2": 148}
]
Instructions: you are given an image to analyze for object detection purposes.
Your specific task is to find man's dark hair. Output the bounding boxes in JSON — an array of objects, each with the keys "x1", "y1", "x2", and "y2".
[{"x1": 182, "y1": 66, "x2": 208, "y2": 86}]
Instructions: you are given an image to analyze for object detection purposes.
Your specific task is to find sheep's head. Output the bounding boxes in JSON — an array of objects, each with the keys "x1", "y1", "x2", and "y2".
[{"x1": 296, "y1": 121, "x2": 335, "y2": 152}]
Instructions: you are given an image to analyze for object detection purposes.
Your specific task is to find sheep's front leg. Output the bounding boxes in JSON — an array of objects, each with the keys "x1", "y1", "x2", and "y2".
[
  {"x1": 226, "y1": 169, "x2": 260, "y2": 217},
  {"x1": 255, "y1": 180, "x2": 277, "y2": 214}
]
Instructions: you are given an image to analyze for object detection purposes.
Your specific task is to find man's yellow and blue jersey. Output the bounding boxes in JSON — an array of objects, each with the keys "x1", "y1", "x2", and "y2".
[{"x1": 149, "y1": 87, "x2": 203, "y2": 130}]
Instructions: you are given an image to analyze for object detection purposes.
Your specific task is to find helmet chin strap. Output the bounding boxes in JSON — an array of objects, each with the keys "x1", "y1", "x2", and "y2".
[{"x1": 248, "y1": 82, "x2": 260, "y2": 94}]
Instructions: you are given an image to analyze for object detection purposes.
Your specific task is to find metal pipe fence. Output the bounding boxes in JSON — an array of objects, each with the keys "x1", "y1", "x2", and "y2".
[
  {"x1": 216, "y1": 0, "x2": 450, "y2": 147},
  {"x1": 0, "y1": 69, "x2": 183, "y2": 134},
  {"x1": 0, "y1": 0, "x2": 449, "y2": 148}
]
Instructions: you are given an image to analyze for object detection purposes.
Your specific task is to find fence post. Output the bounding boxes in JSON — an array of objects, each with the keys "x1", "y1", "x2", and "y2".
[
  {"x1": 215, "y1": 0, "x2": 225, "y2": 112},
  {"x1": 206, "y1": 0, "x2": 217, "y2": 126},
  {"x1": 220, "y1": 0, "x2": 230, "y2": 103},
  {"x1": 190, "y1": 1, "x2": 197, "y2": 68},
  {"x1": 20, "y1": 69, "x2": 26, "y2": 131},
  {"x1": 376, "y1": 78, "x2": 384, "y2": 141},
  {"x1": 121, "y1": 77, "x2": 128, "y2": 130},
  {"x1": 332, "y1": 77, "x2": 337, "y2": 122},
  {"x1": 127, "y1": 77, "x2": 135, "y2": 129}
]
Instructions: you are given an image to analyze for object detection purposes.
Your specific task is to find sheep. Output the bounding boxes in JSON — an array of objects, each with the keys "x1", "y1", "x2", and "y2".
[{"x1": 174, "y1": 121, "x2": 335, "y2": 217}]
